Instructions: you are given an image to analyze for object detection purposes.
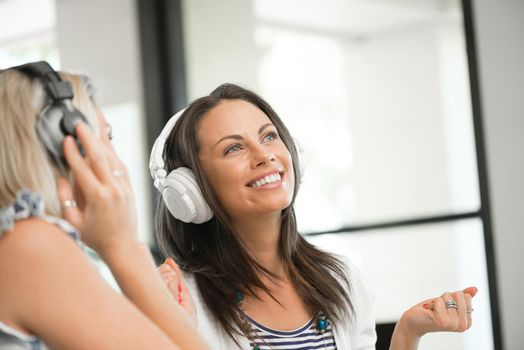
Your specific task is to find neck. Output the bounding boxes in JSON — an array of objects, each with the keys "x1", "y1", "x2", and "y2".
[{"x1": 232, "y1": 212, "x2": 284, "y2": 277}]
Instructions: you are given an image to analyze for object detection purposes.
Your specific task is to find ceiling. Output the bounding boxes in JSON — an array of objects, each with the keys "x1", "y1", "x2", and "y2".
[{"x1": 254, "y1": 0, "x2": 459, "y2": 39}]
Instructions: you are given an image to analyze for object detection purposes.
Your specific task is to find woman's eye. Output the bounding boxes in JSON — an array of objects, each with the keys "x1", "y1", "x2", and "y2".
[
  {"x1": 224, "y1": 144, "x2": 242, "y2": 155},
  {"x1": 263, "y1": 131, "x2": 278, "y2": 142}
]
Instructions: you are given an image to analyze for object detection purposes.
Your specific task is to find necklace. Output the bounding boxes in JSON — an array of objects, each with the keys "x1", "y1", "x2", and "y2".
[{"x1": 235, "y1": 291, "x2": 330, "y2": 350}]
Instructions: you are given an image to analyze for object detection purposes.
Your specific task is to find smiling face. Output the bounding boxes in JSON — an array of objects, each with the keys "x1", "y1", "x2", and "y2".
[{"x1": 197, "y1": 99, "x2": 295, "y2": 221}]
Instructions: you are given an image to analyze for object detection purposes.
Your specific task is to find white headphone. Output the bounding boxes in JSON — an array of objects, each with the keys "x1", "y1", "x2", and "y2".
[
  {"x1": 149, "y1": 108, "x2": 305, "y2": 224},
  {"x1": 149, "y1": 109, "x2": 213, "y2": 224}
]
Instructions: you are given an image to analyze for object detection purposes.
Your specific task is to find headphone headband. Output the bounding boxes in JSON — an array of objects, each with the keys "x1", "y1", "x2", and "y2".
[
  {"x1": 13, "y1": 61, "x2": 73, "y2": 101},
  {"x1": 149, "y1": 108, "x2": 186, "y2": 188},
  {"x1": 10, "y1": 61, "x2": 89, "y2": 170}
]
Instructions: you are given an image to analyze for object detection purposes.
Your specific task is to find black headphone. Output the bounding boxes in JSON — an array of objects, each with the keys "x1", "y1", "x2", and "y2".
[{"x1": 12, "y1": 61, "x2": 88, "y2": 168}]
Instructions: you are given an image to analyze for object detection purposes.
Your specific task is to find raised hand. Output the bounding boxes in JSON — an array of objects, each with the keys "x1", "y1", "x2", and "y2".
[
  {"x1": 56, "y1": 122, "x2": 138, "y2": 255},
  {"x1": 158, "y1": 258, "x2": 197, "y2": 325},
  {"x1": 391, "y1": 286, "x2": 478, "y2": 350}
]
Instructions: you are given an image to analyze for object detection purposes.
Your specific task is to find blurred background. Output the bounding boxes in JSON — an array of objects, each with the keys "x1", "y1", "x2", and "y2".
[{"x1": 1, "y1": 0, "x2": 522, "y2": 349}]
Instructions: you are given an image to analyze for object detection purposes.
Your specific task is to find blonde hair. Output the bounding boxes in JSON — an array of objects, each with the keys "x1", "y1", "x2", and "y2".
[{"x1": 0, "y1": 68, "x2": 99, "y2": 216}]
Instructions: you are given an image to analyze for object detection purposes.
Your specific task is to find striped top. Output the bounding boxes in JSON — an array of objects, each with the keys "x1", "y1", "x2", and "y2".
[{"x1": 246, "y1": 314, "x2": 337, "y2": 350}]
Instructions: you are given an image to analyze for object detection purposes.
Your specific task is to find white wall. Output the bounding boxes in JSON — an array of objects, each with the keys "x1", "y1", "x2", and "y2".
[
  {"x1": 55, "y1": 0, "x2": 152, "y2": 243},
  {"x1": 471, "y1": 0, "x2": 524, "y2": 349},
  {"x1": 55, "y1": 0, "x2": 143, "y2": 106},
  {"x1": 182, "y1": 0, "x2": 260, "y2": 99}
]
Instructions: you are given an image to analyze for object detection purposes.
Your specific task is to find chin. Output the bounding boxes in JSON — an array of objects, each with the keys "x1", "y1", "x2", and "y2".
[{"x1": 260, "y1": 197, "x2": 293, "y2": 214}]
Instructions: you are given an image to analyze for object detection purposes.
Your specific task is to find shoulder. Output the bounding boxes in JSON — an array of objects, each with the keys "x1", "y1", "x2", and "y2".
[
  {"x1": 0, "y1": 216, "x2": 85, "y2": 287},
  {"x1": 182, "y1": 274, "x2": 215, "y2": 337},
  {"x1": 0, "y1": 218, "x2": 88, "y2": 322},
  {"x1": 181, "y1": 273, "x2": 218, "y2": 337},
  {"x1": 182, "y1": 272, "x2": 249, "y2": 349},
  {"x1": 335, "y1": 258, "x2": 377, "y2": 349},
  {"x1": 343, "y1": 258, "x2": 375, "y2": 304},
  {"x1": 0, "y1": 217, "x2": 80, "y2": 267},
  {"x1": 325, "y1": 256, "x2": 375, "y2": 308}
]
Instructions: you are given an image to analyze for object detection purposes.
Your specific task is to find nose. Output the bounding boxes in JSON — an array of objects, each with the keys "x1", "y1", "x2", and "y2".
[{"x1": 250, "y1": 146, "x2": 275, "y2": 169}]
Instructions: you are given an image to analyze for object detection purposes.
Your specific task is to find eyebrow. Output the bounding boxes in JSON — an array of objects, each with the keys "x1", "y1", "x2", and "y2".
[{"x1": 213, "y1": 123, "x2": 275, "y2": 147}]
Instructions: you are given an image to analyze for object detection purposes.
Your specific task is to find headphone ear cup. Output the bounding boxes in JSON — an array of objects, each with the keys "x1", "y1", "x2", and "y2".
[
  {"x1": 36, "y1": 104, "x2": 69, "y2": 165},
  {"x1": 36, "y1": 104, "x2": 89, "y2": 166},
  {"x1": 60, "y1": 108, "x2": 89, "y2": 156},
  {"x1": 60, "y1": 108, "x2": 88, "y2": 137},
  {"x1": 162, "y1": 167, "x2": 213, "y2": 224}
]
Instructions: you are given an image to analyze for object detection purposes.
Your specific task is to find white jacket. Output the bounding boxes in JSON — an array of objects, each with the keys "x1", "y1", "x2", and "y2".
[{"x1": 183, "y1": 259, "x2": 377, "y2": 350}]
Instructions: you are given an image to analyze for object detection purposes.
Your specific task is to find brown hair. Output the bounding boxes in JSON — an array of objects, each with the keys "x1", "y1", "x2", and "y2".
[{"x1": 156, "y1": 83, "x2": 353, "y2": 343}]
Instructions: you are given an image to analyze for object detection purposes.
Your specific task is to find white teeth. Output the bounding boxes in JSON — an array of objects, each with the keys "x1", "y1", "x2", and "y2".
[{"x1": 250, "y1": 173, "x2": 282, "y2": 188}]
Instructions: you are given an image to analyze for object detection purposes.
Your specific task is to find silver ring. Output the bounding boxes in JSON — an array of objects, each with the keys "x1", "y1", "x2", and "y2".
[
  {"x1": 466, "y1": 308, "x2": 474, "y2": 313},
  {"x1": 63, "y1": 199, "x2": 77, "y2": 209},
  {"x1": 445, "y1": 300, "x2": 458, "y2": 309},
  {"x1": 112, "y1": 169, "x2": 126, "y2": 178}
]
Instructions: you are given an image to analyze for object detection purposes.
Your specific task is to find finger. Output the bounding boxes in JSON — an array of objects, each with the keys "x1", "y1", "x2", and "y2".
[
  {"x1": 432, "y1": 296, "x2": 446, "y2": 322},
  {"x1": 180, "y1": 279, "x2": 190, "y2": 297},
  {"x1": 94, "y1": 116, "x2": 130, "y2": 188},
  {"x1": 165, "y1": 278, "x2": 178, "y2": 295},
  {"x1": 100, "y1": 128, "x2": 121, "y2": 163},
  {"x1": 463, "y1": 286, "x2": 478, "y2": 298},
  {"x1": 159, "y1": 271, "x2": 174, "y2": 285},
  {"x1": 465, "y1": 293, "x2": 473, "y2": 329},
  {"x1": 99, "y1": 134, "x2": 131, "y2": 187},
  {"x1": 158, "y1": 263, "x2": 180, "y2": 286},
  {"x1": 159, "y1": 270, "x2": 179, "y2": 288},
  {"x1": 165, "y1": 257, "x2": 179, "y2": 271},
  {"x1": 431, "y1": 295, "x2": 457, "y2": 332},
  {"x1": 63, "y1": 135, "x2": 99, "y2": 193},
  {"x1": 442, "y1": 292, "x2": 458, "y2": 329},
  {"x1": 99, "y1": 127, "x2": 121, "y2": 168},
  {"x1": 75, "y1": 123, "x2": 114, "y2": 184},
  {"x1": 158, "y1": 269, "x2": 179, "y2": 298},
  {"x1": 164, "y1": 258, "x2": 186, "y2": 304},
  {"x1": 180, "y1": 279, "x2": 193, "y2": 306},
  {"x1": 421, "y1": 298, "x2": 436, "y2": 310},
  {"x1": 159, "y1": 268, "x2": 177, "y2": 281},
  {"x1": 56, "y1": 177, "x2": 83, "y2": 227},
  {"x1": 109, "y1": 159, "x2": 132, "y2": 192},
  {"x1": 433, "y1": 296, "x2": 445, "y2": 314},
  {"x1": 172, "y1": 261, "x2": 184, "y2": 289},
  {"x1": 158, "y1": 263, "x2": 176, "y2": 274},
  {"x1": 452, "y1": 291, "x2": 468, "y2": 331}
]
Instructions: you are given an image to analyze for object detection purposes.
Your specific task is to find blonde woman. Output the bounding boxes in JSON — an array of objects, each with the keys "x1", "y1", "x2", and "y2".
[{"x1": 0, "y1": 62, "x2": 209, "y2": 350}]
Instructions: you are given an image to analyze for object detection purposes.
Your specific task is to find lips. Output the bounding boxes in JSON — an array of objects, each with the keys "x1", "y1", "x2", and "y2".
[{"x1": 246, "y1": 170, "x2": 285, "y2": 188}]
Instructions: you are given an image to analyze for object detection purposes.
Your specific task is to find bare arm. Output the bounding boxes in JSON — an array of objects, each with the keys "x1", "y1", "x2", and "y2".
[
  {"x1": 0, "y1": 219, "x2": 178, "y2": 350},
  {"x1": 99, "y1": 242, "x2": 209, "y2": 350},
  {"x1": 56, "y1": 123, "x2": 209, "y2": 350}
]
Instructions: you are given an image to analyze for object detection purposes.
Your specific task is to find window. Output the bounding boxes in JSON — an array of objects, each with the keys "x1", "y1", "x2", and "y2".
[
  {"x1": 180, "y1": 0, "x2": 496, "y2": 348},
  {"x1": 0, "y1": 0, "x2": 59, "y2": 67}
]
